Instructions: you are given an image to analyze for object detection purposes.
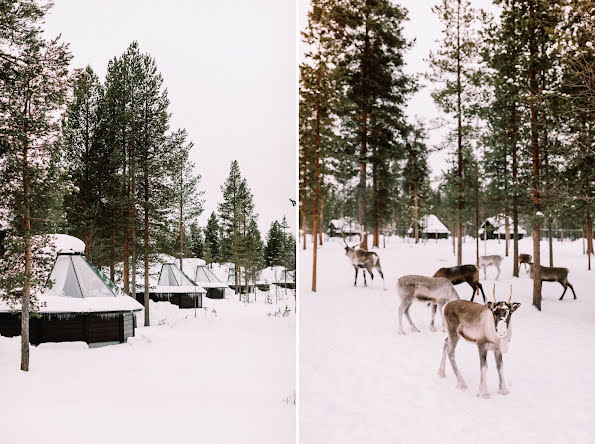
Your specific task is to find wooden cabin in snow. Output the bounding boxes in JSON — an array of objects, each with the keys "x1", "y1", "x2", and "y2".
[
  {"x1": 0, "y1": 234, "x2": 142, "y2": 345},
  {"x1": 407, "y1": 214, "x2": 450, "y2": 239},
  {"x1": 479, "y1": 215, "x2": 526, "y2": 240},
  {"x1": 138, "y1": 262, "x2": 206, "y2": 309}
]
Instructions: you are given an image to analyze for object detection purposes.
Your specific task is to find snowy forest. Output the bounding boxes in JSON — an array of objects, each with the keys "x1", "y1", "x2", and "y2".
[
  {"x1": 299, "y1": 0, "x2": 594, "y2": 309},
  {"x1": 0, "y1": 0, "x2": 296, "y2": 372}
]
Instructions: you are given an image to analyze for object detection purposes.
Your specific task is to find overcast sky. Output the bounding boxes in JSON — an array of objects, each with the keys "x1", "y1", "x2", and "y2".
[
  {"x1": 44, "y1": 0, "x2": 296, "y2": 235},
  {"x1": 299, "y1": 0, "x2": 498, "y2": 183}
]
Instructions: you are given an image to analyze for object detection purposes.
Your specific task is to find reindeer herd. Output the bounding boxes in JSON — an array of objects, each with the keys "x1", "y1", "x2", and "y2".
[{"x1": 341, "y1": 229, "x2": 578, "y2": 399}]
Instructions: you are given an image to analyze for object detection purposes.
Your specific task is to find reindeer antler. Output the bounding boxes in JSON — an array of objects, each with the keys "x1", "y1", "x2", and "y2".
[{"x1": 493, "y1": 284, "x2": 496, "y2": 303}]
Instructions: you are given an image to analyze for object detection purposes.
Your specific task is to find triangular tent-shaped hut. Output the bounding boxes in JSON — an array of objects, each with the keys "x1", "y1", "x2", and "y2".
[
  {"x1": 194, "y1": 265, "x2": 228, "y2": 299},
  {"x1": 0, "y1": 234, "x2": 142, "y2": 345},
  {"x1": 144, "y1": 262, "x2": 206, "y2": 309}
]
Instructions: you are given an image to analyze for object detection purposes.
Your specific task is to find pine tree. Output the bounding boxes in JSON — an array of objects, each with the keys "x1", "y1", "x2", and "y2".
[
  {"x1": 0, "y1": 0, "x2": 71, "y2": 371},
  {"x1": 204, "y1": 212, "x2": 221, "y2": 262},
  {"x1": 427, "y1": 0, "x2": 481, "y2": 265},
  {"x1": 189, "y1": 223, "x2": 204, "y2": 258},
  {"x1": 167, "y1": 129, "x2": 203, "y2": 272}
]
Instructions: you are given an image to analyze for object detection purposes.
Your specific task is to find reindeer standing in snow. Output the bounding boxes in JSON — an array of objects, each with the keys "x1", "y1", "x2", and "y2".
[
  {"x1": 438, "y1": 286, "x2": 521, "y2": 398},
  {"x1": 342, "y1": 226, "x2": 385, "y2": 289}
]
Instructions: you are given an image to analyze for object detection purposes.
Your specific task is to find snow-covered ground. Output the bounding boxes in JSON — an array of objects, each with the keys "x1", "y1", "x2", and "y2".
[
  {"x1": 300, "y1": 236, "x2": 595, "y2": 444},
  {"x1": 0, "y1": 287, "x2": 295, "y2": 444}
]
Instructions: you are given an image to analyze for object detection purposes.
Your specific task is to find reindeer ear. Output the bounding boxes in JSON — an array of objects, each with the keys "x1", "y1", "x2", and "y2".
[
  {"x1": 511, "y1": 302, "x2": 521, "y2": 312},
  {"x1": 486, "y1": 302, "x2": 494, "y2": 310}
]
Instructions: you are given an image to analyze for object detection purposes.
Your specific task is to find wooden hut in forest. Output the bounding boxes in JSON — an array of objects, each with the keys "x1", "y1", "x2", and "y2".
[
  {"x1": 0, "y1": 234, "x2": 142, "y2": 345},
  {"x1": 479, "y1": 215, "x2": 526, "y2": 240},
  {"x1": 407, "y1": 214, "x2": 451, "y2": 239}
]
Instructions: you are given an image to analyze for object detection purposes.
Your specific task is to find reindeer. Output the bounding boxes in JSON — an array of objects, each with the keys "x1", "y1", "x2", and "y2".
[
  {"x1": 530, "y1": 263, "x2": 576, "y2": 300},
  {"x1": 479, "y1": 255, "x2": 503, "y2": 280},
  {"x1": 396, "y1": 275, "x2": 460, "y2": 335},
  {"x1": 341, "y1": 226, "x2": 385, "y2": 288},
  {"x1": 438, "y1": 286, "x2": 521, "y2": 398},
  {"x1": 518, "y1": 254, "x2": 532, "y2": 272},
  {"x1": 433, "y1": 265, "x2": 486, "y2": 303}
]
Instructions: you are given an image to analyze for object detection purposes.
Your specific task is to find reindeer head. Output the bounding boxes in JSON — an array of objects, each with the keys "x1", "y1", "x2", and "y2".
[
  {"x1": 486, "y1": 285, "x2": 520, "y2": 337},
  {"x1": 341, "y1": 224, "x2": 361, "y2": 256}
]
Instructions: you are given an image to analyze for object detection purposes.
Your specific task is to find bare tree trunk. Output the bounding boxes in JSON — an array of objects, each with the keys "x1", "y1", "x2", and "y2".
[
  {"x1": 548, "y1": 220, "x2": 553, "y2": 267},
  {"x1": 130, "y1": 97, "x2": 137, "y2": 305},
  {"x1": 511, "y1": 105, "x2": 519, "y2": 277},
  {"x1": 143, "y1": 167, "x2": 150, "y2": 327},
  {"x1": 529, "y1": 0, "x2": 541, "y2": 310},
  {"x1": 414, "y1": 182, "x2": 419, "y2": 244},
  {"x1": 456, "y1": 0, "x2": 463, "y2": 266},
  {"x1": 21, "y1": 127, "x2": 31, "y2": 372},
  {"x1": 311, "y1": 61, "x2": 321, "y2": 292},
  {"x1": 587, "y1": 213, "x2": 593, "y2": 271}
]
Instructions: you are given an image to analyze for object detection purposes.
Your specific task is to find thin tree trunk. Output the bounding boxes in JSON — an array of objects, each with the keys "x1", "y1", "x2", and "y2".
[
  {"x1": 21, "y1": 121, "x2": 31, "y2": 372},
  {"x1": 529, "y1": 0, "x2": 541, "y2": 310},
  {"x1": 414, "y1": 182, "x2": 419, "y2": 244},
  {"x1": 143, "y1": 166, "x2": 150, "y2": 327},
  {"x1": 130, "y1": 96, "x2": 137, "y2": 304},
  {"x1": 587, "y1": 213, "x2": 593, "y2": 271},
  {"x1": 311, "y1": 60, "x2": 321, "y2": 292},
  {"x1": 456, "y1": 0, "x2": 463, "y2": 266},
  {"x1": 511, "y1": 105, "x2": 519, "y2": 277}
]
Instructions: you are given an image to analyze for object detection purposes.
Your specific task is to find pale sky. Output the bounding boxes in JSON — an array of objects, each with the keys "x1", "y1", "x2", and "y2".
[
  {"x1": 44, "y1": 0, "x2": 297, "y2": 235},
  {"x1": 299, "y1": 0, "x2": 498, "y2": 183}
]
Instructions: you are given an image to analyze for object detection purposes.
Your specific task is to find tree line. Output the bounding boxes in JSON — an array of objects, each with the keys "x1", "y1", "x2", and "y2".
[{"x1": 299, "y1": 0, "x2": 594, "y2": 310}]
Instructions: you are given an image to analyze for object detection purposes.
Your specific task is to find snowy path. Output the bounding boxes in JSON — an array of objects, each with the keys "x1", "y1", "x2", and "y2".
[
  {"x1": 300, "y1": 237, "x2": 595, "y2": 444},
  {"x1": 0, "y1": 293, "x2": 295, "y2": 444}
]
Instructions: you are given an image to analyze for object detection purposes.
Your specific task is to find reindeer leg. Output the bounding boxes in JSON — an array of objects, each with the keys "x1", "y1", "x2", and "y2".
[
  {"x1": 404, "y1": 303, "x2": 420, "y2": 333},
  {"x1": 568, "y1": 283, "x2": 577, "y2": 299},
  {"x1": 438, "y1": 337, "x2": 448, "y2": 378},
  {"x1": 477, "y1": 282, "x2": 486, "y2": 303},
  {"x1": 397, "y1": 299, "x2": 408, "y2": 335},
  {"x1": 494, "y1": 349, "x2": 509, "y2": 395},
  {"x1": 354, "y1": 266, "x2": 358, "y2": 287},
  {"x1": 363, "y1": 270, "x2": 367, "y2": 287},
  {"x1": 470, "y1": 285, "x2": 477, "y2": 302},
  {"x1": 559, "y1": 283, "x2": 568, "y2": 300},
  {"x1": 430, "y1": 304, "x2": 437, "y2": 332},
  {"x1": 438, "y1": 302, "x2": 447, "y2": 332},
  {"x1": 477, "y1": 343, "x2": 490, "y2": 398},
  {"x1": 483, "y1": 265, "x2": 487, "y2": 280},
  {"x1": 447, "y1": 335, "x2": 467, "y2": 390},
  {"x1": 376, "y1": 264, "x2": 386, "y2": 290},
  {"x1": 496, "y1": 264, "x2": 500, "y2": 280}
]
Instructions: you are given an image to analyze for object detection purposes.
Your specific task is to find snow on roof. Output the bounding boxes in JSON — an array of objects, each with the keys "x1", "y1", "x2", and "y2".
[
  {"x1": 260, "y1": 266, "x2": 296, "y2": 284},
  {"x1": 479, "y1": 215, "x2": 527, "y2": 235},
  {"x1": 154, "y1": 263, "x2": 206, "y2": 294},
  {"x1": 181, "y1": 257, "x2": 206, "y2": 277},
  {"x1": 48, "y1": 234, "x2": 85, "y2": 254},
  {"x1": 194, "y1": 265, "x2": 227, "y2": 289},
  {"x1": 0, "y1": 251, "x2": 142, "y2": 314},
  {"x1": 407, "y1": 214, "x2": 450, "y2": 234},
  {"x1": 329, "y1": 218, "x2": 362, "y2": 232}
]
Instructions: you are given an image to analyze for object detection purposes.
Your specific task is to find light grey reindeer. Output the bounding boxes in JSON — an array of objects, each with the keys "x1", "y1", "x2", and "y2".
[
  {"x1": 341, "y1": 226, "x2": 385, "y2": 289},
  {"x1": 530, "y1": 263, "x2": 576, "y2": 300},
  {"x1": 396, "y1": 275, "x2": 459, "y2": 335},
  {"x1": 438, "y1": 286, "x2": 520, "y2": 399},
  {"x1": 479, "y1": 255, "x2": 503, "y2": 279}
]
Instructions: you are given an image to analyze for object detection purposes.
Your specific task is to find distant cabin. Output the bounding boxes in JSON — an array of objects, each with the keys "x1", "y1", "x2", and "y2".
[
  {"x1": 407, "y1": 214, "x2": 450, "y2": 239},
  {"x1": 479, "y1": 215, "x2": 526, "y2": 240},
  {"x1": 0, "y1": 234, "x2": 142, "y2": 346},
  {"x1": 137, "y1": 262, "x2": 206, "y2": 309},
  {"x1": 260, "y1": 266, "x2": 296, "y2": 289},
  {"x1": 328, "y1": 218, "x2": 362, "y2": 238}
]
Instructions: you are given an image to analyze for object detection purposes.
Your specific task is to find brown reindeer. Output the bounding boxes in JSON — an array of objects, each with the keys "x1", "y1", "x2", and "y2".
[
  {"x1": 342, "y1": 226, "x2": 385, "y2": 288},
  {"x1": 518, "y1": 254, "x2": 532, "y2": 272},
  {"x1": 530, "y1": 263, "x2": 576, "y2": 300},
  {"x1": 433, "y1": 265, "x2": 486, "y2": 303},
  {"x1": 438, "y1": 286, "x2": 521, "y2": 398}
]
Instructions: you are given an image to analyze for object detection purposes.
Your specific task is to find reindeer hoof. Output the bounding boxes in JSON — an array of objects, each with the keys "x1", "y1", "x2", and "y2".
[
  {"x1": 430, "y1": 325, "x2": 437, "y2": 332},
  {"x1": 437, "y1": 369, "x2": 446, "y2": 378},
  {"x1": 478, "y1": 392, "x2": 491, "y2": 399},
  {"x1": 457, "y1": 382, "x2": 468, "y2": 391},
  {"x1": 498, "y1": 388, "x2": 510, "y2": 396}
]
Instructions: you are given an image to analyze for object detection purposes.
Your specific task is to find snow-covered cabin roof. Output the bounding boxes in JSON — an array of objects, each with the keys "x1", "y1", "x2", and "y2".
[
  {"x1": 0, "y1": 249, "x2": 142, "y2": 314},
  {"x1": 479, "y1": 215, "x2": 527, "y2": 235},
  {"x1": 407, "y1": 214, "x2": 450, "y2": 234},
  {"x1": 329, "y1": 218, "x2": 362, "y2": 233},
  {"x1": 155, "y1": 263, "x2": 206, "y2": 295},
  {"x1": 47, "y1": 234, "x2": 85, "y2": 254},
  {"x1": 181, "y1": 258, "x2": 206, "y2": 276},
  {"x1": 194, "y1": 265, "x2": 227, "y2": 289},
  {"x1": 259, "y1": 266, "x2": 296, "y2": 285}
]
